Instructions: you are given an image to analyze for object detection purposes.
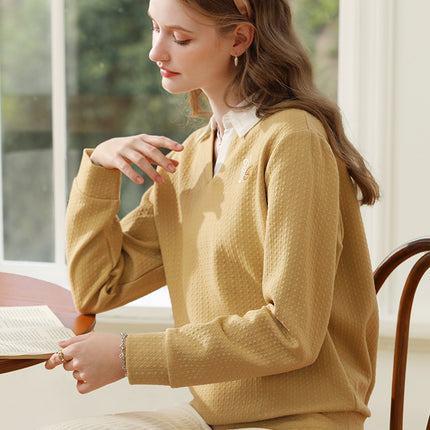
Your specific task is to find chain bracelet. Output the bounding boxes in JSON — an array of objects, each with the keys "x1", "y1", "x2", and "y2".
[{"x1": 119, "y1": 332, "x2": 128, "y2": 377}]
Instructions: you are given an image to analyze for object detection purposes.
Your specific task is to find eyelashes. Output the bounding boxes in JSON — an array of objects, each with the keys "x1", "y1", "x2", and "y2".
[
  {"x1": 151, "y1": 26, "x2": 191, "y2": 46},
  {"x1": 174, "y1": 38, "x2": 191, "y2": 46}
]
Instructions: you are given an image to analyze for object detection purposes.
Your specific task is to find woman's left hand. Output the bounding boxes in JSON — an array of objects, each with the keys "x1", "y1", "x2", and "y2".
[{"x1": 45, "y1": 332, "x2": 126, "y2": 394}]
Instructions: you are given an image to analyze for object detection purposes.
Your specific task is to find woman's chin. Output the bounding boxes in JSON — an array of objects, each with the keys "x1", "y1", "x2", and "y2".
[{"x1": 161, "y1": 82, "x2": 189, "y2": 95}]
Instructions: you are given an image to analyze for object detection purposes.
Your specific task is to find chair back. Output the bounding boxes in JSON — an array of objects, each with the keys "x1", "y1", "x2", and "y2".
[{"x1": 373, "y1": 237, "x2": 430, "y2": 430}]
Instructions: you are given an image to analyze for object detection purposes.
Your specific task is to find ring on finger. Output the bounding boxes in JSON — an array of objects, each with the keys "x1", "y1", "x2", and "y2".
[{"x1": 56, "y1": 349, "x2": 66, "y2": 364}]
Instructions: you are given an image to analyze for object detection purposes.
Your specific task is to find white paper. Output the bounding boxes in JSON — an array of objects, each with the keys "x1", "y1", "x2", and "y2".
[
  {"x1": 0, "y1": 305, "x2": 64, "y2": 329},
  {"x1": 0, "y1": 305, "x2": 75, "y2": 358}
]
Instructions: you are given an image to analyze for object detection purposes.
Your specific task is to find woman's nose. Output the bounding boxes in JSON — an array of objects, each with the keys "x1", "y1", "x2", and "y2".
[{"x1": 149, "y1": 35, "x2": 169, "y2": 63}]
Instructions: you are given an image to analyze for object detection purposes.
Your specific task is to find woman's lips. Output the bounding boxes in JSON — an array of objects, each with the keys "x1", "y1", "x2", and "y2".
[{"x1": 159, "y1": 67, "x2": 180, "y2": 78}]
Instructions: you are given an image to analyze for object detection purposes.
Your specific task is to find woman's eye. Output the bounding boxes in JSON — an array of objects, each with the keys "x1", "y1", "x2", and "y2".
[
  {"x1": 173, "y1": 33, "x2": 191, "y2": 45},
  {"x1": 174, "y1": 38, "x2": 191, "y2": 46}
]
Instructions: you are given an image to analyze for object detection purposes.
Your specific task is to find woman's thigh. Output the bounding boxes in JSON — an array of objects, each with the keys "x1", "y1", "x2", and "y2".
[
  {"x1": 212, "y1": 411, "x2": 365, "y2": 430},
  {"x1": 41, "y1": 404, "x2": 212, "y2": 430}
]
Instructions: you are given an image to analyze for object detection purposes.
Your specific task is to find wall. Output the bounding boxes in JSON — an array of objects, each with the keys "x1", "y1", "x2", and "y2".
[{"x1": 367, "y1": 338, "x2": 430, "y2": 429}]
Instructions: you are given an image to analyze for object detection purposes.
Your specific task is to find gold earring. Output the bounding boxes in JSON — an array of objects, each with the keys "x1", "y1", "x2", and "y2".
[{"x1": 234, "y1": 56, "x2": 239, "y2": 67}]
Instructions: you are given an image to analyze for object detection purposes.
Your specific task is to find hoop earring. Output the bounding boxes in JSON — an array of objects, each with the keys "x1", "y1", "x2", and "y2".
[{"x1": 234, "y1": 56, "x2": 239, "y2": 67}]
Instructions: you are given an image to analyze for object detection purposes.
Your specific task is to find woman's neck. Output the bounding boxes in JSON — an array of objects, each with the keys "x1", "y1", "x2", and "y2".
[{"x1": 205, "y1": 88, "x2": 241, "y2": 137}]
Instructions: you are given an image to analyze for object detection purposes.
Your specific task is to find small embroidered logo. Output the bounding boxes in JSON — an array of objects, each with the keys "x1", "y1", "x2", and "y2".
[{"x1": 238, "y1": 157, "x2": 254, "y2": 183}]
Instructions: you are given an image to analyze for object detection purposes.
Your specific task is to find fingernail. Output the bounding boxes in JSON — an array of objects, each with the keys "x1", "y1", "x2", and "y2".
[
  {"x1": 167, "y1": 164, "x2": 176, "y2": 173},
  {"x1": 136, "y1": 176, "x2": 144, "y2": 184},
  {"x1": 155, "y1": 175, "x2": 164, "y2": 184},
  {"x1": 176, "y1": 143, "x2": 183, "y2": 150}
]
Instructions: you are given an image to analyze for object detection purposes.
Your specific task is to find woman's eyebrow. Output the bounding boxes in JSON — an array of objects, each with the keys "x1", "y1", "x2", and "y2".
[{"x1": 147, "y1": 11, "x2": 195, "y2": 34}]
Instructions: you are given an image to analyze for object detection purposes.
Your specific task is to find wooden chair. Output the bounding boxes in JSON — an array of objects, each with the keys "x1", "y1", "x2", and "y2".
[{"x1": 373, "y1": 237, "x2": 430, "y2": 430}]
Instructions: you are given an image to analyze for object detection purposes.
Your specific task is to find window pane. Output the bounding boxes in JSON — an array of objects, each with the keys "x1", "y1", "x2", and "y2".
[
  {"x1": 65, "y1": 0, "x2": 200, "y2": 218},
  {"x1": 291, "y1": 0, "x2": 339, "y2": 101},
  {"x1": 0, "y1": 0, "x2": 54, "y2": 262}
]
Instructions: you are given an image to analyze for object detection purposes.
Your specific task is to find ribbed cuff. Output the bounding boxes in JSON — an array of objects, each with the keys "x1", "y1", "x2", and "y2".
[
  {"x1": 74, "y1": 149, "x2": 122, "y2": 199},
  {"x1": 126, "y1": 332, "x2": 170, "y2": 386}
]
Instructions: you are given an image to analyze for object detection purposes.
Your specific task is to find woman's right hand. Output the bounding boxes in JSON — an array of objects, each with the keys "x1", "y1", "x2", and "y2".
[{"x1": 90, "y1": 133, "x2": 184, "y2": 185}]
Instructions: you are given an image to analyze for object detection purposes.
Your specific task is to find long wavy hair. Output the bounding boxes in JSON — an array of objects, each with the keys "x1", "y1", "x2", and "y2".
[{"x1": 180, "y1": 0, "x2": 380, "y2": 205}]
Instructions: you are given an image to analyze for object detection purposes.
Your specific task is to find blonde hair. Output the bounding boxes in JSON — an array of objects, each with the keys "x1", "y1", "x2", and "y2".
[{"x1": 181, "y1": 0, "x2": 380, "y2": 205}]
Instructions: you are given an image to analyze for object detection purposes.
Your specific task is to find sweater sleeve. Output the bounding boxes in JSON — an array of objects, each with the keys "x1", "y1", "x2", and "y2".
[
  {"x1": 126, "y1": 129, "x2": 343, "y2": 387},
  {"x1": 66, "y1": 150, "x2": 166, "y2": 314}
]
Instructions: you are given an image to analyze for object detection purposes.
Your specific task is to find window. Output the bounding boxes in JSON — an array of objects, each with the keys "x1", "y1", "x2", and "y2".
[
  {"x1": 65, "y1": 0, "x2": 202, "y2": 220},
  {"x1": 0, "y1": 0, "x2": 54, "y2": 262},
  {"x1": 291, "y1": 0, "x2": 339, "y2": 101},
  {"x1": 0, "y1": 0, "x2": 344, "y2": 309}
]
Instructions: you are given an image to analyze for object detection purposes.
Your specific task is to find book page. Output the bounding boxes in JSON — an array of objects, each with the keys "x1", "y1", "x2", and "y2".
[
  {"x1": 0, "y1": 305, "x2": 64, "y2": 329},
  {"x1": 0, "y1": 305, "x2": 75, "y2": 359},
  {"x1": 0, "y1": 326, "x2": 75, "y2": 359}
]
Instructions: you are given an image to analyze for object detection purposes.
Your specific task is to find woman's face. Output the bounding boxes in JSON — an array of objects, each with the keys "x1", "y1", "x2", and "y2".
[{"x1": 148, "y1": 0, "x2": 236, "y2": 98}]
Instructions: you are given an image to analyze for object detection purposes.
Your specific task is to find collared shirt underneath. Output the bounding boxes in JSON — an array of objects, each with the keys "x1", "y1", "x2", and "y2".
[{"x1": 198, "y1": 106, "x2": 261, "y2": 177}]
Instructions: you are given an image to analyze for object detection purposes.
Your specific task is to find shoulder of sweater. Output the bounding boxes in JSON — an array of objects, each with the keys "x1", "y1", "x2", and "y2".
[
  {"x1": 258, "y1": 109, "x2": 341, "y2": 180},
  {"x1": 251, "y1": 109, "x2": 333, "y2": 164},
  {"x1": 257, "y1": 108, "x2": 327, "y2": 141}
]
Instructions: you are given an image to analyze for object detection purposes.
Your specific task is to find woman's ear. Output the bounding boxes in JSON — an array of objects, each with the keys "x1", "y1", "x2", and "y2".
[{"x1": 231, "y1": 23, "x2": 255, "y2": 56}]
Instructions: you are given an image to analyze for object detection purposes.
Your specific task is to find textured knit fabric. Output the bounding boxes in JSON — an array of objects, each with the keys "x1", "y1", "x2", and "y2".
[{"x1": 66, "y1": 108, "x2": 378, "y2": 428}]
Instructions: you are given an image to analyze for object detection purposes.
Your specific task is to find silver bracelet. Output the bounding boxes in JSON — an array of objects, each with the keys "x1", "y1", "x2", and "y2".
[{"x1": 119, "y1": 332, "x2": 128, "y2": 376}]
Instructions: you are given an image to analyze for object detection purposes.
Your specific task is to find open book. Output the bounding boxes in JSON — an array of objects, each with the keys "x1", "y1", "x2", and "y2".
[{"x1": 0, "y1": 305, "x2": 75, "y2": 359}]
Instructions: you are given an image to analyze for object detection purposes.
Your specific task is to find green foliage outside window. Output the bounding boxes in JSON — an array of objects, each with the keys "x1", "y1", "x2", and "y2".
[
  {"x1": 292, "y1": 0, "x2": 339, "y2": 101},
  {"x1": 0, "y1": 0, "x2": 339, "y2": 261}
]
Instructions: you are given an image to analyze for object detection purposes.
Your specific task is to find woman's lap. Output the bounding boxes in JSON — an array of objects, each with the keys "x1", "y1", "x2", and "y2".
[
  {"x1": 40, "y1": 404, "x2": 211, "y2": 430},
  {"x1": 212, "y1": 411, "x2": 365, "y2": 430},
  {"x1": 41, "y1": 405, "x2": 364, "y2": 430}
]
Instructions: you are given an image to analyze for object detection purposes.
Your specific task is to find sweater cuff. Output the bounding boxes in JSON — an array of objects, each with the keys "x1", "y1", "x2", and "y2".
[
  {"x1": 126, "y1": 332, "x2": 170, "y2": 386},
  {"x1": 74, "y1": 149, "x2": 121, "y2": 199}
]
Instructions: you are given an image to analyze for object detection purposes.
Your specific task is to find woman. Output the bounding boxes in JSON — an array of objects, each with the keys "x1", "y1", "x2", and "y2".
[{"x1": 45, "y1": 0, "x2": 380, "y2": 429}]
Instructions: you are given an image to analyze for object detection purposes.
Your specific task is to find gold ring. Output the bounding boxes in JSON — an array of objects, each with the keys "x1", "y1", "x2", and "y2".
[{"x1": 56, "y1": 349, "x2": 66, "y2": 364}]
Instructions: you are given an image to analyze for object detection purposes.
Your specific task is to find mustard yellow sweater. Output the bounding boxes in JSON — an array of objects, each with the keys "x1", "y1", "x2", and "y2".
[{"x1": 66, "y1": 109, "x2": 378, "y2": 426}]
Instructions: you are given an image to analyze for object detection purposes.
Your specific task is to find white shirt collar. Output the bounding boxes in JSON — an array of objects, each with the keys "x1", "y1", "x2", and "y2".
[{"x1": 198, "y1": 105, "x2": 260, "y2": 141}]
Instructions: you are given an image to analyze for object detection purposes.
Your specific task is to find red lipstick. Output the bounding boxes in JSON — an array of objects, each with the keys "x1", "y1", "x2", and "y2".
[{"x1": 159, "y1": 67, "x2": 180, "y2": 78}]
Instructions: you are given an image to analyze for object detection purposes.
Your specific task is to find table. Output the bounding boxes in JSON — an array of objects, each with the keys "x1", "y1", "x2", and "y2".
[{"x1": 0, "y1": 272, "x2": 95, "y2": 374}]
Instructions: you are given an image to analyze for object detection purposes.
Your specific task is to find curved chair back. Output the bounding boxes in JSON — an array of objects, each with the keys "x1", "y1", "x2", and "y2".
[{"x1": 373, "y1": 237, "x2": 430, "y2": 430}]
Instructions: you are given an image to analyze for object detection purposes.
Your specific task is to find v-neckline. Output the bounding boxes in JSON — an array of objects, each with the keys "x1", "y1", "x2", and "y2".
[
  {"x1": 206, "y1": 129, "x2": 233, "y2": 182},
  {"x1": 206, "y1": 129, "x2": 216, "y2": 182}
]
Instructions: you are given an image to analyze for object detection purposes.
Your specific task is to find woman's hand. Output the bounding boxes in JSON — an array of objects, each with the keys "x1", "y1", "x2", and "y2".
[
  {"x1": 45, "y1": 332, "x2": 126, "y2": 394},
  {"x1": 90, "y1": 133, "x2": 183, "y2": 185}
]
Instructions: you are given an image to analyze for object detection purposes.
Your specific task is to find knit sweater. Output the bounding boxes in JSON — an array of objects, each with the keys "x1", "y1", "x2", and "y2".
[{"x1": 66, "y1": 108, "x2": 378, "y2": 426}]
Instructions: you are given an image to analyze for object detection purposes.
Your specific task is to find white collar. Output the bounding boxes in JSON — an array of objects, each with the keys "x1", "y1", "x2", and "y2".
[{"x1": 198, "y1": 105, "x2": 260, "y2": 141}]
